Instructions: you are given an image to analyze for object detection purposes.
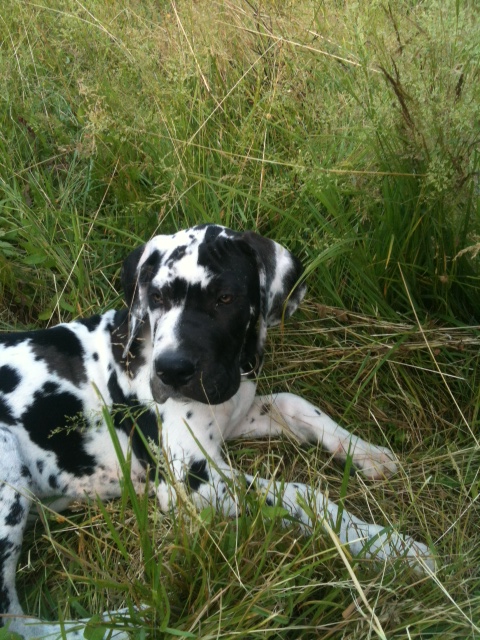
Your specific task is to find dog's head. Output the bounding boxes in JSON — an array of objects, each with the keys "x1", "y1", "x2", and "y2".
[{"x1": 121, "y1": 224, "x2": 306, "y2": 404}]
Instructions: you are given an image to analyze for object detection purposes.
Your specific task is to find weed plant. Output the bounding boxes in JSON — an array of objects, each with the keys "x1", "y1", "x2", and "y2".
[{"x1": 0, "y1": 1, "x2": 479, "y2": 638}]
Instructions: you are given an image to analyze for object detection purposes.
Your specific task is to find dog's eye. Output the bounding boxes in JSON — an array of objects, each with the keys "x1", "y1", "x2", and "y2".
[
  {"x1": 150, "y1": 291, "x2": 163, "y2": 306},
  {"x1": 217, "y1": 294, "x2": 234, "y2": 305}
]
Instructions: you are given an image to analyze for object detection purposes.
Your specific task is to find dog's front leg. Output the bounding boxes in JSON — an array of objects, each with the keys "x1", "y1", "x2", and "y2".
[
  {"x1": 160, "y1": 460, "x2": 434, "y2": 573},
  {"x1": 247, "y1": 473, "x2": 435, "y2": 573},
  {"x1": 228, "y1": 392, "x2": 398, "y2": 480}
]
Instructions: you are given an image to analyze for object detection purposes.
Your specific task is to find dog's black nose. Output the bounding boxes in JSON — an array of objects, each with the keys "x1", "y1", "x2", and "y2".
[{"x1": 155, "y1": 351, "x2": 196, "y2": 388}]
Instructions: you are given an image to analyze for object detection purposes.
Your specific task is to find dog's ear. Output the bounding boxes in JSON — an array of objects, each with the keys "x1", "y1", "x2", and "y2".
[
  {"x1": 239, "y1": 231, "x2": 306, "y2": 327},
  {"x1": 121, "y1": 243, "x2": 146, "y2": 308},
  {"x1": 120, "y1": 242, "x2": 158, "y2": 357}
]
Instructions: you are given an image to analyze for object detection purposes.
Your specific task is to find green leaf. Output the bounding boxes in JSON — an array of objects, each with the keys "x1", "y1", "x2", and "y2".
[
  {"x1": 38, "y1": 309, "x2": 53, "y2": 320},
  {"x1": 23, "y1": 253, "x2": 47, "y2": 265},
  {"x1": 83, "y1": 616, "x2": 110, "y2": 640},
  {"x1": 261, "y1": 504, "x2": 289, "y2": 520}
]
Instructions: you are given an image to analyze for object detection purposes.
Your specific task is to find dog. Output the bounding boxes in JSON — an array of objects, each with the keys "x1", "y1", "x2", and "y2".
[{"x1": 0, "y1": 224, "x2": 433, "y2": 639}]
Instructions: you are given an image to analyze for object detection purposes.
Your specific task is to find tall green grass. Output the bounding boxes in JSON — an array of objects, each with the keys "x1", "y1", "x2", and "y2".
[{"x1": 1, "y1": 1, "x2": 479, "y2": 638}]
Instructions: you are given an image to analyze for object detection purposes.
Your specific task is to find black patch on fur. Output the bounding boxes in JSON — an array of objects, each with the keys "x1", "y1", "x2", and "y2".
[
  {"x1": 0, "y1": 536, "x2": 15, "y2": 614},
  {"x1": 0, "y1": 333, "x2": 28, "y2": 348},
  {"x1": 36, "y1": 460, "x2": 45, "y2": 474},
  {"x1": 0, "y1": 398, "x2": 15, "y2": 426},
  {"x1": 43, "y1": 381, "x2": 59, "y2": 395},
  {"x1": 0, "y1": 366, "x2": 21, "y2": 394},
  {"x1": 260, "y1": 403, "x2": 271, "y2": 416},
  {"x1": 106, "y1": 370, "x2": 162, "y2": 475},
  {"x1": 107, "y1": 369, "x2": 126, "y2": 406},
  {"x1": 78, "y1": 315, "x2": 102, "y2": 332},
  {"x1": 20, "y1": 384, "x2": 96, "y2": 477},
  {"x1": 48, "y1": 474, "x2": 59, "y2": 490},
  {"x1": 200, "y1": 224, "x2": 223, "y2": 243},
  {"x1": 31, "y1": 326, "x2": 87, "y2": 387},
  {"x1": 166, "y1": 244, "x2": 187, "y2": 267},
  {"x1": 186, "y1": 410, "x2": 193, "y2": 420},
  {"x1": 93, "y1": 352, "x2": 99, "y2": 361},
  {"x1": 133, "y1": 407, "x2": 161, "y2": 471},
  {"x1": 186, "y1": 459, "x2": 209, "y2": 492},
  {"x1": 21, "y1": 465, "x2": 31, "y2": 479},
  {"x1": 149, "y1": 277, "x2": 188, "y2": 311},
  {"x1": 5, "y1": 494, "x2": 24, "y2": 526},
  {"x1": 139, "y1": 250, "x2": 162, "y2": 284}
]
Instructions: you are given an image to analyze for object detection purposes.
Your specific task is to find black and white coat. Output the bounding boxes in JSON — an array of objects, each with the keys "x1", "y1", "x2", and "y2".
[{"x1": 0, "y1": 224, "x2": 433, "y2": 639}]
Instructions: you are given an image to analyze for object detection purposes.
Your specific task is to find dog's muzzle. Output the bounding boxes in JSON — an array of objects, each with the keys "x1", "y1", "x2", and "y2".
[
  {"x1": 154, "y1": 350, "x2": 196, "y2": 388},
  {"x1": 150, "y1": 348, "x2": 240, "y2": 405}
]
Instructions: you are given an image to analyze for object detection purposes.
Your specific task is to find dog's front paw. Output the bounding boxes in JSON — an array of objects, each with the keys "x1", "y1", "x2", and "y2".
[
  {"x1": 351, "y1": 442, "x2": 398, "y2": 479},
  {"x1": 404, "y1": 538, "x2": 436, "y2": 574},
  {"x1": 384, "y1": 533, "x2": 436, "y2": 575},
  {"x1": 364, "y1": 526, "x2": 435, "y2": 574}
]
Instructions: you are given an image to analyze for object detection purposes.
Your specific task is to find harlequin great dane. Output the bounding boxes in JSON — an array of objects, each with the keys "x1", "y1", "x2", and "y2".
[{"x1": 0, "y1": 224, "x2": 433, "y2": 639}]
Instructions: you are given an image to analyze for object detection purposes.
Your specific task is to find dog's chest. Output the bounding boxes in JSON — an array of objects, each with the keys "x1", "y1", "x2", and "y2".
[{"x1": 158, "y1": 380, "x2": 257, "y2": 460}]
